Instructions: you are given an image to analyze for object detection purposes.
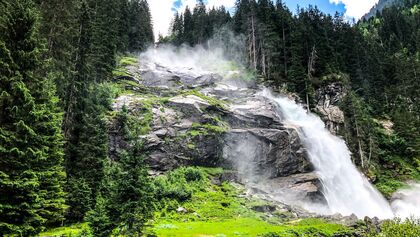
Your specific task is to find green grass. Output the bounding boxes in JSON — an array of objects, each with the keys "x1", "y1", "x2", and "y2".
[
  {"x1": 119, "y1": 56, "x2": 138, "y2": 67},
  {"x1": 185, "y1": 122, "x2": 229, "y2": 137},
  {"x1": 152, "y1": 218, "x2": 348, "y2": 237},
  {"x1": 148, "y1": 167, "x2": 349, "y2": 237},
  {"x1": 39, "y1": 223, "x2": 88, "y2": 237},
  {"x1": 375, "y1": 177, "x2": 406, "y2": 198},
  {"x1": 112, "y1": 55, "x2": 138, "y2": 78},
  {"x1": 181, "y1": 90, "x2": 227, "y2": 110}
]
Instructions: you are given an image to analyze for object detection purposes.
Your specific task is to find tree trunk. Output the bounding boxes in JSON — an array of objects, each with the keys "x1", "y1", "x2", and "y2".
[
  {"x1": 306, "y1": 46, "x2": 317, "y2": 112},
  {"x1": 282, "y1": 22, "x2": 287, "y2": 77},
  {"x1": 355, "y1": 117, "x2": 365, "y2": 169},
  {"x1": 251, "y1": 14, "x2": 257, "y2": 71}
]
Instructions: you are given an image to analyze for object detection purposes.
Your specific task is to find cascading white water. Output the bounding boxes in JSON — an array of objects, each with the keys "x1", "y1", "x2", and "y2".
[{"x1": 261, "y1": 89, "x2": 395, "y2": 219}]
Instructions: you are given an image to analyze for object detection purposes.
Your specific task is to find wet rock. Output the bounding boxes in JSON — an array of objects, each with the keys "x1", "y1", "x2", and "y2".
[
  {"x1": 181, "y1": 73, "x2": 222, "y2": 88},
  {"x1": 148, "y1": 152, "x2": 182, "y2": 171},
  {"x1": 364, "y1": 216, "x2": 381, "y2": 234},
  {"x1": 225, "y1": 95, "x2": 282, "y2": 129},
  {"x1": 211, "y1": 171, "x2": 239, "y2": 185},
  {"x1": 141, "y1": 70, "x2": 181, "y2": 88},
  {"x1": 223, "y1": 128, "x2": 311, "y2": 179},
  {"x1": 141, "y1": 133, "x2": 164, "y2": 149},
  {"x1": 256, "y1": 172, "x2": 324, "y2": 204},
  {"x1": 109, "y1": 56, "x2": 327, "y2": 206},
  {"x1": 152, "y1": 107, "x2": 178, "y2": 128},
  {"x1": 251, "y1": 204, "x2": 277, "y2": 213}
]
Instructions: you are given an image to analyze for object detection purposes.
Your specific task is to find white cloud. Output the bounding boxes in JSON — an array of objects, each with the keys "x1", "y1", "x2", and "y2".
[
  {"x1": 330, "y1": 0, "x2": 379, "y2": 19},
  {"x1": 149, "y1": 0, "x2": 175, "y2": 40}
]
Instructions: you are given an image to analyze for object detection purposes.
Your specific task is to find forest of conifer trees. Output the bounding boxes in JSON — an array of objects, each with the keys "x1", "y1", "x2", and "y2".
[{"x1": 0, "y1": 0, "x2": 154, "y2": 235}]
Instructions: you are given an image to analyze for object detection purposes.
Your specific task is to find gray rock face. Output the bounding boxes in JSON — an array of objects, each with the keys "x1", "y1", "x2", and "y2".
[
  {"x1": 223, "y1": 128, "x2": 311, "y2": 180},
  {"x1": 138, "y1": 62, "x2": 222, "y2": 89},
  {"x1": 168, "y1": 95, "x2": 210, "y2": 117},
  {"x1": 110, "y1": 57, "x2": 324, "y2": 206},
  {"x1": 315, "y1": 82, "x2": 346, "y2": 134}
]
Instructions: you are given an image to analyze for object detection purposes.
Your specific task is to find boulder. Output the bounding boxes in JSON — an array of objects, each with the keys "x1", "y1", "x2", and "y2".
[
  {"x1": 180, "y1": 73, "x2": 222, "y2": 88},
  {"x1": 225, "y1": 95, "x2": 283, "y2": 129},
  {"x1": 251, "y1": 204, "x2": 277, "y2": 213},
  {"x1": 168, "y1": 95, "x2": 210, "y2": 117},
  {"x1": 256, "y1": 172, "x2": 324, "y2": 204}
]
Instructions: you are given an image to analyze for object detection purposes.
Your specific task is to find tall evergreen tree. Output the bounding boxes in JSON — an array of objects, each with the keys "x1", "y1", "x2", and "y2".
[
  {"x1": 128, "y1": 0, "x2": 154, "y2": 51},
  {"x1": 0, "y1": 0, "x2": 66, "y2": 235}
]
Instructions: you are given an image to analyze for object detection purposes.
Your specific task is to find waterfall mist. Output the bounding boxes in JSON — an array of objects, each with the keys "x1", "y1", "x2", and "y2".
[{"x1": 392, "y1": 183, "x2": 420, "y2": 219}]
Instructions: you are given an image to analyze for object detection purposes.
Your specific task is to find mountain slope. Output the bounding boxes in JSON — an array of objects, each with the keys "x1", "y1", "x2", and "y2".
[{"x1": 363, "y1": 0, "x2": 400, "y2": 19}]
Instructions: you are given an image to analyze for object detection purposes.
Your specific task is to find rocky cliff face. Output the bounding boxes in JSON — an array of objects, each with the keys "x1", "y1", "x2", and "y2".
[
  {"x1": 315, "y1": 82, "x2": 346, "y2": 135},
  {"x1": 110, "y1": 53, "x2": 324, "y2": 206}
]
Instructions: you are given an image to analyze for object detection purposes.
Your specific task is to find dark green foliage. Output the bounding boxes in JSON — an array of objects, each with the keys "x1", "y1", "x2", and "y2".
[
  {"x1": 167, "y1": 3, "x2": 231, "y2": 46},
  {"x1": 154, "y1": 167, "x2": 207, "y2": 201},
  {"x1": 65, "y1": 84, "x2": 113, "y2": 221},
  {"x1": 0, "y1": 0, "x2": 66, "y2": 235},
  {"x1": 128, "y1": 0, "x2": 154, "y2": 51},
  {"x1": 89, "y1": 0, "x2": 119, "y2": 82},
  {"x1": 87, "y1": 107, "x2": 155, "y2": 236},
  {"x1": 51, "y1": 0, "x2": 155, "y2": 223},
  {"x1": 86, "y1": 194, "x2": 113, "y2": 237}
]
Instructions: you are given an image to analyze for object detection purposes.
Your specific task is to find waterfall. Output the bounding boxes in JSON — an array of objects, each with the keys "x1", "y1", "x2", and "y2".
[{"x1": 261, "y1": 89, "x2": 395, "y2": 219}]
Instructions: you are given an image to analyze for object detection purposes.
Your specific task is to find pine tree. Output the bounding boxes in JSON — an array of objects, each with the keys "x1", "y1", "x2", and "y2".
[
  {"x1": 183, "y1": 6, "x2": 194, "y2": 46},
  {"x1": 106, "y1": 107, "x2": 154, "y2": 236},
  {"x1": 0, "y1": 0, "x2": 66, "y2": 235},
  {"x1": 89, "y1": 0, "x2": 119, "y2": 82},
  {"x1": 35, "y1": 0, "x2": 79, "y2": 106},
  {"x1": 65, "y1": 85, "x2": 112, "y2": 221},
  {"x1": 86, "y1": 194, "x2": 114, "y2": 237},
  {"x1": 128, "y1": 0, "x2": 154, "y2": 51}
]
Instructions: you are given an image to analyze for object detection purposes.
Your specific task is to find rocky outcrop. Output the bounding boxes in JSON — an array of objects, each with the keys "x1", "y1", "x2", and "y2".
[
  {"x1": 255, "y1": 172, "x2": 324, "y2": 203},
  {"x1": 315, "y1": 82, "x2": 346, "y2": 134},
  {"x1": 110, "y1": 60, "x2": 323, "y2": 205},
  {"x1": 223, "y1": 128, "x2": 311, "y2": 180}
]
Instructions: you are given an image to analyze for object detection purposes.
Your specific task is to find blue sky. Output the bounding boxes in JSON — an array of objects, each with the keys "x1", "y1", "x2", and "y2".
[
  {"x1": 283, "y1": 0, "x2": 346, "y2": 15},
  {"x1": 149, "y1": 0, "x2": 379, "y2": 39}
]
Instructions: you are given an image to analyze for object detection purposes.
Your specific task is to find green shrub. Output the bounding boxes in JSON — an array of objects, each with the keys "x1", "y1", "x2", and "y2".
[
  {"x1": 259, "y1": 232, "x2": 281, "y2": 237},
  {"x1": 379, "y1": 218, "x2": 420, "y2": 237},
  {"x1": 153, "y1": 167, "x2": 207, "y2": 201},
  {"x1": 183, "y1": 167, "x2": 207, "y2": 182}
]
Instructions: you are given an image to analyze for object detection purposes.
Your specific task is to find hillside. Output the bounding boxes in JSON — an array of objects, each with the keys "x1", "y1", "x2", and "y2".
[{"x1": 363, "y1": 0, "x2": 399, "y2": 19}]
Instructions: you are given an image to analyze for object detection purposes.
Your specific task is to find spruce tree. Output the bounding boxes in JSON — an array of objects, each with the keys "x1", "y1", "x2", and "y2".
[
  {"x1": 0, "y1": 0, "x2": 66, "y2": 235},
  {"x1": 89, "y1": 0, "x2": 119, "y2": 82}
]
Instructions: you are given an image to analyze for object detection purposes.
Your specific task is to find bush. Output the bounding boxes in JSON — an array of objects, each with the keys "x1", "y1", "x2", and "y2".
[
  {"x1": 153, "y1": 167, "x2": 207, "y2": 201},
  {"x1": 183, "y1": 167, "x2": 207, "y2": 182},
  {"x1": 379, "y1": 218, "x2": 420, "y2": 237},
  {"x1": 259, "y1": 233, "x2": 281, "y2": 237}
]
